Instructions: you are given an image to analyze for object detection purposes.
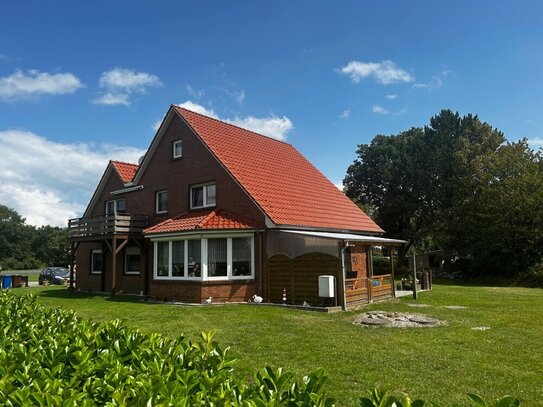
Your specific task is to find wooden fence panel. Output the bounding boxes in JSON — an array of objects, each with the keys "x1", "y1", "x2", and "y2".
[{"x1": 268, "y1": 254, "x2": 291, "y2": 303}]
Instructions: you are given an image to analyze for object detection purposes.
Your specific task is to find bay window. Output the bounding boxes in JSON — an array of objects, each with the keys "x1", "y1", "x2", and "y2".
[{"x1": 153, "y1": 235, "x2": 253, "y2": 280}]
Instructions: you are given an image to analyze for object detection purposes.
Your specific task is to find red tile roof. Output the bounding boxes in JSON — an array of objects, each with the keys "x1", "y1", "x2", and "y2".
[
  {"x1": 111, "y1": 161, "x2": 138, "y2": 183},
  {"x1": 173, "y1": 106, "x2": 383, "y2": 233},
  {"x1": 144, "y1": 210, "x2": 258, "y2": 234}
]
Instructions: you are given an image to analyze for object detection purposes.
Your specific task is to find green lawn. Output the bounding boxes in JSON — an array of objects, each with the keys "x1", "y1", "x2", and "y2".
[{"x1": 15, "y1": 282, "x2": 543, "y2": 406}]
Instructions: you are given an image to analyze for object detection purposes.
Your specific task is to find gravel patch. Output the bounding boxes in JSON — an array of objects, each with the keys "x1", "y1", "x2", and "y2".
[{"x1": 353, "y1": 311, "x2": 445, "y2": 328}]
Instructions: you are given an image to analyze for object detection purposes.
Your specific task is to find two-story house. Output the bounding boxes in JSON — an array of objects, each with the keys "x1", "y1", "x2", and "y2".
[{"x1": 68, "y1": 105, "x2": 403, "y2": 309}]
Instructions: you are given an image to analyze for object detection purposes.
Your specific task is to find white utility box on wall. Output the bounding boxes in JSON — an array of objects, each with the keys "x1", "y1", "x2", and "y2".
[{"x1": 318, "y1": 275, "x2": 335, "y2": 298}]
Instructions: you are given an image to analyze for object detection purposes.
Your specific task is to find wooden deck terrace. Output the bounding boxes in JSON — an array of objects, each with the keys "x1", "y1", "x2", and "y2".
[
  {"x1": 345, "y1": 274, "x2": 394, "y2": 308},
  {"x1": 68, "y1": 214, "x2": 148, "y2": 241}
]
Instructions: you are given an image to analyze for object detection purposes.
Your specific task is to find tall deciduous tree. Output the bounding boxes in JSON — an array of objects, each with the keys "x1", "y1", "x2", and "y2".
[
  {"x1": 0, "y1": 204, "x2": 69, "y2": 270},
  {"x1": 343, "y1": 110, "x2": 510, "y2": 270}
]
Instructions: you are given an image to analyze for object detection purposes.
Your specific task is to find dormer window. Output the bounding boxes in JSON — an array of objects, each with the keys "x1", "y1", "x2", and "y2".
[
  {"x1": 173, "y1": 140, "x2": 182, "y2": 158},
  {"x1": 190, "y1": 183, "x2": 216, "y2": 209}
]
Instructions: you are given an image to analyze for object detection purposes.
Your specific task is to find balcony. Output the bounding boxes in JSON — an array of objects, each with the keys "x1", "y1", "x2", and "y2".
[{"x1": 68, "y1": 214, "x2": 148, "y2": 241}]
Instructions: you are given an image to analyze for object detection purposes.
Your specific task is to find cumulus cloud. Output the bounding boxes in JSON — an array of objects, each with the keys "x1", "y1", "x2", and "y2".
[
  {"x1": 94, "y1": 67, "x2": 161, "y2": 106},
  {"x1": 177, "y1": 100, "x2": 293, "y2": 141},
  {"x1": 92, "y1": 92, "x2": 130, "y2": 106},
  {"x1": 385, "y1": 94, "x2": 398, "y2": 100},
  {"x1": 178, "y1": 100, "x2": 218, "y2": 117},
  {"x1": 372, "y1": 105, "x2": 391, "y2": 115},
  {"x1": 338, "y1": 60, "x2": 414, "y2": 85},
  {"x1": 340, "y1": 108, "x2": 351, "y2": 119},
  {"x1": 0, "y1": 69, "x2": 84, "y2": 101},
  {"x1": 372, "y1": 105, "x2": 406, "y2": 115},
  {"x1": 0, "y1": 130, "x2": 145, "y2": 226},
  {"x1": 229, "y1": 115, "x2": 293, "y2": 141}
]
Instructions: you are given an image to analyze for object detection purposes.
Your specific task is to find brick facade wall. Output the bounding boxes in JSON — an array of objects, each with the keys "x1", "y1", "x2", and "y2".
[{"x1": 74, "y1": 111, "x2": 266, "y2": 302}]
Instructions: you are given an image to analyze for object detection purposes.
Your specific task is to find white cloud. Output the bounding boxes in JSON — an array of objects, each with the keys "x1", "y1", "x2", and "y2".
[
  {"x1": 99, "y1": 68, "x2": 161, "y2": 92},
  {"x1": 0, "y1": 53, "x2": 8, "y2": 61},
  {"x1": 94, "y1": 67, "x2": 161, "y2": 106},
  {"x1": 340, "y1": 108, "x2": 351, "y2": 119},
  {"x1": 178, "y1": 100, "x2": 218, "y2": 118},
  {"x1": 92, "y1": 92, "x2": 130, "y2": 106},
  {"x1": 372, "y1": 105, "x2": 391, "y2": 115},
  {"x1": 372, "y1": 105, "x2": 406, "y2": 115},
  {"x1": 0, "y1": 130, "x2": 145, "y2": 227},
  {"x1": 177, "y1": 100, "x2": 293, "y2": 141},
  {"x1": 338, "y1": 60, "x2": 414, "y2": 85},
  {"x1": 385, "y1": 94, "x2": 398, "y2": 100},
  {"x1": 334, "y1": 182, "x2": 344, "y2": 191},
  {"x1": 0, "y1": 69, "x2": 84, "y2": 101},
  {"x1": 229, "y1": 115, "x2": 293, "y2": 141},
  {"x1": 413, "y1": 69, "x2": 452, "y2": 90},
  {"x1": 413, "y1": 76, "x2": 443, "y2": 90}
]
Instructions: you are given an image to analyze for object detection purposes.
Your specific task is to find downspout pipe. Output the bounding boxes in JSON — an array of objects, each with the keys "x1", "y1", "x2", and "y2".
[{"x1": 340, "y1": 241, "x2": 354, "y2": 311}]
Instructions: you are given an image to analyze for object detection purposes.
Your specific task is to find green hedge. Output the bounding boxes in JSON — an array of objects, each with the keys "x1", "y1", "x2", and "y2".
[{"x1": 0, "y1": 292, "x2": 333, "y2": 406}]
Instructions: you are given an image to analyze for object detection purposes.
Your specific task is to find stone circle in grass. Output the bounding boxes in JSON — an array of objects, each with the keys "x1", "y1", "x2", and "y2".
[{"x1": 353, "y1": 311, "x2": 444, "y2": 328}]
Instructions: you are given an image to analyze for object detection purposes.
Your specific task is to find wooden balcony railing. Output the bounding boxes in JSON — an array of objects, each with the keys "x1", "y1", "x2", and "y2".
[{"x1": 68, "y1": 214, "x2": 148, "y2": 241}]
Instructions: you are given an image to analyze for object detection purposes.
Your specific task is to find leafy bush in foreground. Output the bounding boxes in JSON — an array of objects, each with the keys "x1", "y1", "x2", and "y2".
[
  {"x1": 359, "y1": 387, "x2": 520, "y2": 407},
  {"x1": 0, "y1": 292, "x2": 522, "y2": 406},
  {"x1": 0, "y1": 292, "x2": 332, "y2": 406}
]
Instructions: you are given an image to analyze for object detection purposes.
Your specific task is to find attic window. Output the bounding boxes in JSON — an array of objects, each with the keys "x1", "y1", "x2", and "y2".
[
  {"x1": 173, "y1": 140, "x2": 182, "y2": 158},
  {"x1": 190, "y1": 183, "x2": 216, "y2": 209}
]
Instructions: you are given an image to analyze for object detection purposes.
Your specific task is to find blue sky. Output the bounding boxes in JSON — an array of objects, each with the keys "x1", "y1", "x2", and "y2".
[{"x1": 0, "y1": 1, "x2": 542, "y2": 226}]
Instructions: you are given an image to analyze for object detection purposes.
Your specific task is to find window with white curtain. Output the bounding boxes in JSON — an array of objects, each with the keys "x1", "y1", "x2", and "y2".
[
  {"x1": 153, "y1": 235, "x2": 253, "y2": 280},
  {"x1": 208, "y1": 238, "x2": 227, "y2": 277}
]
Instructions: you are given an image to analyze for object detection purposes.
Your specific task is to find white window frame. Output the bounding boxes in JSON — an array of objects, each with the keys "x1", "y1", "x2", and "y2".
[
  {"x1": 155, "y1": 190, "x2": 168, "y2": 214},
  {"x1": 91, "y1": 249, "x2": 102, "y2": 274},
  {"x1": 152, "y1": 233, "x2": 254, "y2": 281},
  {"x1": 105, "y1": 199, "x2": 126, "y2": 215},
  {"x1": 190, "y1": 183, "x2": 216, "y2": 209},
  {"x1": 124, "y1": 247, "x2": 141, "y2": 275},
  {"x1": 173, "y1": 140, "x2": 182, "y2": 158}
]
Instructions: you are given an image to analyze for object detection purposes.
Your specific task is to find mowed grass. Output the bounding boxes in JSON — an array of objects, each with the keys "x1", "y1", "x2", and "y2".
[{"x1": 13, "y1": 282, "x2": 543, "y2": 406}]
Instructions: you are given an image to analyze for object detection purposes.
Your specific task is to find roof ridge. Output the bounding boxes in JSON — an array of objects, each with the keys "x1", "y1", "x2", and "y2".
[
  {"x1": 110, "y1": 160, "x2": 138, "y2": 167},
  {"x1": 198, "y1": 210, "x2": 217, "y2": 228},
  {"x1": 173, "y1": 105, "x2": 293, "y2": 146}
]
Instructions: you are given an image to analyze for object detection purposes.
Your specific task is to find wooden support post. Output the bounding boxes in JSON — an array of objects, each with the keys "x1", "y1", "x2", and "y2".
[
  {"x1": 142, "y1": 240, "x2": 149, "y2": 296},
  {"x1": 101, "y1": 241, "x2": 107, "y2": 292},
  {"x1": 111, "y1": 236, "x2": 117, "y2": 295},
  {"x1": 412, "y1": 253, "x2": 418, "y2": 300},
  {"x1": 69, "y1": 242, "x2": 75, "y2": 292},
  {"x1": 390, "y1": 247, "x2": 395, "y2": 298},
  {"x1": 338, "y1": 243, "x2": 346, "y2": 310},
  {"x1": 367, "y1": 246, "x2": 374, "y2": 303}
]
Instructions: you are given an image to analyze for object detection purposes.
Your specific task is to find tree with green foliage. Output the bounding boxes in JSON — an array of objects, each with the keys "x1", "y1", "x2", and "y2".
[
  {"x1": 344, "y1": 110, "x2": 543, "y2": 276},
  {"x1": 0, "y1": 204, "x2": 69, "y2": 270}
]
